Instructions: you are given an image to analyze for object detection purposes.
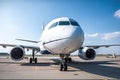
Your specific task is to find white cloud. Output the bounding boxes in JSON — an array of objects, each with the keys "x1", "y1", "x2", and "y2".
[
  {"x1": 114, "y1": 9, "x2": 120, "y2": 18},
  {"x1": 102, "y1": 32, "x2": 120, "y2": 40},
  {"x1": 86, "y1": 33, "x2": 99, "y2": 38},
  {"x1": 86, "y1": 32, "x2": 120, "y2": 41}
]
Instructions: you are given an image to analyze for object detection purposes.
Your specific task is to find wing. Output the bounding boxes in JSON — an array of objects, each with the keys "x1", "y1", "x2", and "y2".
[
  {"x1": 0, "y1": 43, "x2": 40, "y2": 51},
  {"x1": 16, "y1": 39, "x2": 40, "y2": 43},
  {"x1": 83, "y1": 44, "x2": 120, "y2": 49}
]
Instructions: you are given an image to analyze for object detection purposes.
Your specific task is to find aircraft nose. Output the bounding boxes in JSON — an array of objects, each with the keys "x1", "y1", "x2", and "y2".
[
  {"x1": 66, "y1": 26, "x2": 84, "y2": 51},
  {"x1": 43, "y1": 25, "x2": 84, "y2": 54},
  {"x1": 53, "y1": 25, "x2": 84, "y2": 54}
]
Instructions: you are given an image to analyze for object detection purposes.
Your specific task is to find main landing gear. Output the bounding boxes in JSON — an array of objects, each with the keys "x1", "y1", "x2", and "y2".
[
  {"x1": 29, "y1": 50, "x2": 38, "y2": 63},
  {"x1": 59, "y1": 54, "x2": 72, "y2": 71}
]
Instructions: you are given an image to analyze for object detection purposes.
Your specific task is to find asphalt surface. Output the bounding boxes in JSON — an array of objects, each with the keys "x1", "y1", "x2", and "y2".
[{"x1": 0, "y1": 56, "x2": 120, "y2": 79}]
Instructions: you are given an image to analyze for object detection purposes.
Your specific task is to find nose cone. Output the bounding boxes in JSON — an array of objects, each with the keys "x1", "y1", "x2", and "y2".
[
  {"x1": 43, "y1": 25, "x2": 84, "y2": 54},
  {"x1": 64, "y1": 26, "x2": 84, "y2": 53}
]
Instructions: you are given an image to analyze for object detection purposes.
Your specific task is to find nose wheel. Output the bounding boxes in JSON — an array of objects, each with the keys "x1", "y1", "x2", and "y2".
[
  {"x1": 59, "y1": 54, "x2": 72, "y2": 71},
  {"x1": 60, "y1": 63, "x2": 67, "y2": 71}
]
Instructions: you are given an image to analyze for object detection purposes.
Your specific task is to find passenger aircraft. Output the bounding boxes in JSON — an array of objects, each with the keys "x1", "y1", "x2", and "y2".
[{"x1": 0, "y1": 17, "x2": 120, "y2": 71}]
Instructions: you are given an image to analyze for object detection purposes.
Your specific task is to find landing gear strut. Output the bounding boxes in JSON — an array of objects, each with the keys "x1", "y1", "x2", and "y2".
[
  {"x1": 59, "y1": 54, "x2": 72, "y2": 71},
  {"x1": 29, "y1": 50, "x2": 37, "y2": 63}
]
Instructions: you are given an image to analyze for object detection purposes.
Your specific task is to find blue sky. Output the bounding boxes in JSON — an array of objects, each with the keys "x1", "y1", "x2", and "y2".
[{"x1": 0, "y1": 0, "x2": 120, "y2": 54}]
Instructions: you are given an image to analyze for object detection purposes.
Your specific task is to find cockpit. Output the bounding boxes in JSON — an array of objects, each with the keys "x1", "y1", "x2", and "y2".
[{"x1": 49, "y1": 18, "x2": 80, "y2": 29}]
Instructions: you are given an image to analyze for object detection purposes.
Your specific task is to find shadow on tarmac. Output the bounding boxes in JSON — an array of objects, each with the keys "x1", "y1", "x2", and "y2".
[
  {"x1": 51, "y1": 58, "x2": 120, "y2": 79},
  {"x1": 20, "y1": 62, "x2": 58, "y2": 66}
]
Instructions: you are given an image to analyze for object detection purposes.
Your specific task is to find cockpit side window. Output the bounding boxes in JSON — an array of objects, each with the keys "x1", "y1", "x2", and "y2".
[
  {"x1": 49, "y1": 22, "x2": 58, "y2": 29},
  {"x1": 59, "y1": 21, "x2": 70, "y2": 25},
  {"x1": 70, "y1": 19, "x2": 80, "y2": 26},
  {"x1": 71, "y1": 21, "x2": 80, "y2": 26}
]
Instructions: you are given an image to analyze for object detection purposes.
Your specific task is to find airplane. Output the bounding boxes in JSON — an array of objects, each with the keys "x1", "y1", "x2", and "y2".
[{"x1": 0, "y1": 17, "x2": 120, "y2": 71}]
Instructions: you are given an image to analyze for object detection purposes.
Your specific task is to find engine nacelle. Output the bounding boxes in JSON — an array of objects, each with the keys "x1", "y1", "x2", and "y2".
[
  {"x1": 10, "y1": 46, "x2": 25, "y2": 61},
  {"x1": 78, "y1": 47, "x2": 96, "y2": 60}
]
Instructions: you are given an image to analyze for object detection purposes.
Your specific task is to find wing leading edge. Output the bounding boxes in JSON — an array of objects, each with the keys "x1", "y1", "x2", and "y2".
[
  {"x1": 0, "y1": 43, "x2": 40, "y2": 51},
  {"x1": 83, "y1": 44, "x2": 120, "y2": 49}
]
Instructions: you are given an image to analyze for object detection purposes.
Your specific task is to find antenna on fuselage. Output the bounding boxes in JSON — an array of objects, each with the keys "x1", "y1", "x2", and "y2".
[{"x1": 42, "y1": 22, "x2": 44, "y2": 31}]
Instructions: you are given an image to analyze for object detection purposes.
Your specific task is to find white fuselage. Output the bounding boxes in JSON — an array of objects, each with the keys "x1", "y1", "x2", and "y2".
[{"x1": 39, "y1": 17, "x2": 84, "y2": 54}]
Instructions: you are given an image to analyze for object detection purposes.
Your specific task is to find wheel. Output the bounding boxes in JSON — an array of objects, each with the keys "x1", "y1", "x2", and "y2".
[
  {"x1": 60, "y1": 63, "x2": 63, "y2": 71},
  {"x1": 34, "y1": 58, "x2": 37, "y2": 63},
  {"x1": 30, "y1": 58, "x2": 32, "y2": 63},
  {"x1": 64, "y1": 63, "x2": 67, "y2": 71}
]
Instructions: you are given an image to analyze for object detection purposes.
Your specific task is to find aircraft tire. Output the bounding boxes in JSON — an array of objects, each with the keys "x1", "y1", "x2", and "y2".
[
  {"x1": 60, "y1": 63, "x2": 63, "y2": 71},
  {"x1": 34, "y1": 58, "x2": 37, "y2": 63},
  {"x1": 30, "y1": 58, "x2": 32, "y2": 63}
]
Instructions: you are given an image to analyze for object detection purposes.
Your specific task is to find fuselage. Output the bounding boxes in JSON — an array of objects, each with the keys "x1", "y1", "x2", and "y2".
[{"x1": 39, "y1": 17, "x2": 84, "y2": 54}]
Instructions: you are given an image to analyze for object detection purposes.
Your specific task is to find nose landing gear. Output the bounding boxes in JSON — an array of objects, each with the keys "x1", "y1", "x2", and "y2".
[{"x1": 59, "y1": 54, "x2": 72, "y2": 71}]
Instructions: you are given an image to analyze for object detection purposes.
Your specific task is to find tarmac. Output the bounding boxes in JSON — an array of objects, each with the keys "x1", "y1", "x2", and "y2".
[{"x1": 0, "y1": 56, "x2": 120, "y2": 79}]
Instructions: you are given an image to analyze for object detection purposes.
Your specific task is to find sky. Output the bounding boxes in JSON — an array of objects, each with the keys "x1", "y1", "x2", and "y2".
[{"x1": 0, "y1": 0, "x2": 120, "y2": 54}]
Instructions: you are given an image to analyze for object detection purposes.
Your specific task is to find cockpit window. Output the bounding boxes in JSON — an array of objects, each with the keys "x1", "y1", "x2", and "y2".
[
  {"x1": 49, "y1": 22, "x2": 58, "y2": 29},
  {"x1": 71, "y1": 21, "x2": 79, "y2": 26},
  {"x1": 69, "y1": 19, "x2": 80, "y2": 26},
  {"x1": 59, "y1": 21, "x2": 70, "y2": 25}
]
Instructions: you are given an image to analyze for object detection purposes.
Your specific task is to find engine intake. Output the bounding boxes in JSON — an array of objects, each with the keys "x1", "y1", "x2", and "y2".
[
  {"x1": 78, "y1": 47, "x2": 96, "y2": 60},
  {"x1": 10, "y1": 46, "x2": 25, "y2": 61}
]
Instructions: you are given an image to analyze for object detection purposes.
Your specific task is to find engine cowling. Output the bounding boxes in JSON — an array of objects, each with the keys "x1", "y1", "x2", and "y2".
[
  {"x1": 10, "y1": 46, "x2": 25, "y2": 61},
  {"x1": 78, "y1": 47, "x2": 96, "y2": 60}
]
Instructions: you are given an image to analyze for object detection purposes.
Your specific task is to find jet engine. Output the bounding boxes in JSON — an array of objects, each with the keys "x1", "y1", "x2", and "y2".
[
  {"x1": 10, "y1": 46, "x2": 25, "y2": 61},
  {"x1": 78, "y1": 47, "x2": 96, "y2": 60}
]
